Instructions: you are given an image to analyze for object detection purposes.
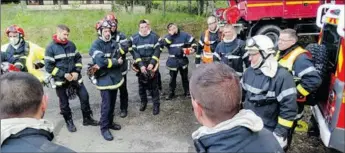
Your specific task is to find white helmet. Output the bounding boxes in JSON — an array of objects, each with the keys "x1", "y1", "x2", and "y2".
[{"x1": 245, "y1": 35, "x2": 275, "y2": 55}]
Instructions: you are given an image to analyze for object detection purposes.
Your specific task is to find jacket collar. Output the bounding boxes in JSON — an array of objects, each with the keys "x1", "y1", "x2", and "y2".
[{"x1": 1, "y1": 118, "x2": 54, "y2": 145}]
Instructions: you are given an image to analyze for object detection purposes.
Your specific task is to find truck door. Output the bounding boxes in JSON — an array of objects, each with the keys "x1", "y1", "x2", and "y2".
[{"x1": 284, "y1": 0, "x2": 321, "y2": 18}]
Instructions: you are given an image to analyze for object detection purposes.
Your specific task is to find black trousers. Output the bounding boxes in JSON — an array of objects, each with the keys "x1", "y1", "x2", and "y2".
[
  {"x1": 138, "y1": 72, "x2": 160, "y2": 105},
  {"x1": 169, "y1": 67, "x2": 189, "y2": 94},
  {"x1": 100, "y1": 89, "x2": 118, "y2": 132},
  {"x1": 55, "y1": 83, "x2": 91, "y2": 117},
  {"x1": 119, "y1": 75, "x2": 128, "y2": 111},
  {"x1": 157, "y1": 70, "x2": 162, "y2": 90}
]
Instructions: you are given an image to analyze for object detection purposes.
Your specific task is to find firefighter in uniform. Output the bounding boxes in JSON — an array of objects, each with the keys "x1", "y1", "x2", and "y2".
[
  {"x1": 241, "y1": 35, "x2": 298, "y2": 149},
  {"x1": 45, "y1": 25, "x2": 99, "y2": 133},
  {"x1": 131, "y1": 20, "x2": 161, "y2": 115},
  {"x1": 1, "y1": 25, "x2": 46, "y2": 81},
  {"x1": 276, "y1": 28, "x2": 321, "y2": 147},
  {"x1": 89, "y1": 19, "x2": 123, "y2": 141},
  {"x1": 161, "y1": 23, "x2": 197, "y2": 100},
  {"x1": 213, "y1": 24, "x2": 249, "y2": 77},
  {"x1": 128, "y1": 19, "x2": 163, "y2": 92},
  {"x1": 104, "y1": 13, "x2": 129, "y2": 118},
  {"x1": 195, "y1": 16, "x2": 222, "y2": 66}
]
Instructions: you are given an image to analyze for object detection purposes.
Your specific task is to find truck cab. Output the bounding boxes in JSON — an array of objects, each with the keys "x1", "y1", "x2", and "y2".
[{"x1": 308, "y1": 4, "x2": 345, "y2": 152}]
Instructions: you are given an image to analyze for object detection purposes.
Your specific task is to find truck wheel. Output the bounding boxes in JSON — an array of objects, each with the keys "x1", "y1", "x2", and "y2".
[
  {"x1": 305, "y1": 43, "x2": 328, "y2": 79},
  {"x1": 256, "y1": 25, "x2": 281, "y2": 45},
  {"x1": 305, "y1": 43, "x2": 329, "y2": 105}
]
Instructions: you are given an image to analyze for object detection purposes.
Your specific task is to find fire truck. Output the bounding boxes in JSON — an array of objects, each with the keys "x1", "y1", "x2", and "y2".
[
  {"x1": 306, "y1": 3, "x2": 345, "y2": 153},
  {"x1": 215, "y1": 0, "x2": 344, "y2": 44}
]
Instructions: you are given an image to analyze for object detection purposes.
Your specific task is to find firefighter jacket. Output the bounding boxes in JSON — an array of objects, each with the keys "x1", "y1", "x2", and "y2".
[
  {"x1": 195, "y1": 29, "x2": 222, "y2": 64},
  {"x1": 2, "y1": 41, "x2": 46, "y2": 82},
  {"x1": 45, "y1": 40, "x2": 83, "y2": 86},
  {"x1": 241, "y1": 66, "x2": 298, "y2": 137},
  {"x1": 130, "y1": 32, "x2": 161, "y2": 70},
  {"x1": 276, "y1": 44, "x2": 322, "y2": 99},
  {"x1": 161, "y1": 31, "x2": 197, "y2": 71},
  {"x1": 89, "y1": 38, "x2": 124, "y2": 90},
  {"x1": 213, "y1": 39, "x2": 249, "y2": 77},
  {"x1": 112, "y1": 31, "x2": 129, "y2": 75}
]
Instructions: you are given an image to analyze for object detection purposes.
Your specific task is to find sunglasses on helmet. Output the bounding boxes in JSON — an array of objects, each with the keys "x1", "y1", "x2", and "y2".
[{"x1": 246, "y1": 38, "x2": 261, "y2": 50}]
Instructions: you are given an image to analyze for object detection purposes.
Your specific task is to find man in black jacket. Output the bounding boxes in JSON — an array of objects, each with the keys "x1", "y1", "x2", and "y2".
[
  {"x1": 45, "y1": 25, "x2": 99, "y2": 133},
  {"x1": 190, "y1": 63, "x2": 283, "y2": 153},
  {"x1": 0, "y1": 72, "x2": 75, "y2": 152}
]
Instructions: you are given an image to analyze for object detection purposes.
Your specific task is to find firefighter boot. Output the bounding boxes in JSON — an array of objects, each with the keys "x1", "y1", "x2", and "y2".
[
  {"x1": 82, "y1": 111, "x2": 99, "y2": 126},
  {"x1": 120, "y1": 110, "x2": 127, "y2": 118},
  {"x1": 109, "y1": 122, "x2": 122, "y2": 130},
  {"x1": 153, "y1": 104, "x2": 160, "y2": 115},
  {"x1": 63, "y1": 114, "x2": 76, "y2": 132},
  {"x1": 165, "y1": 91, "x2": 175, "y2": 100},
  {"x1": 139, "y1": 102, "x2": 147, "y2": 111}
]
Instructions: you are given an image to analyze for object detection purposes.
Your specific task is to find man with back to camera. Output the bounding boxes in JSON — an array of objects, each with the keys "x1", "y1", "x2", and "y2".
[
  {"x1": 0, "y1": 72, "x2": 75, "y2": 152},
  {"x1": 190, "y1": 63, "x2": 284, "y2": 153}
]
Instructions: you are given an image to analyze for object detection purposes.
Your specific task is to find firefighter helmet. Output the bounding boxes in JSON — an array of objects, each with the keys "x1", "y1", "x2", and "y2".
[
  {"x1": 5, "y1": 25, "x2": 25, "y2": 37},
  {"x1": 105, "y1": 12, "x2": 118, "y2": 24},
  {"x1": 245, "y1": 35, "x2": 275, "y2": 55}
]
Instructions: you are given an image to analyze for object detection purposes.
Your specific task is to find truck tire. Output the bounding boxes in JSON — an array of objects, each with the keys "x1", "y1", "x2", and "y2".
[
  {"x1": 305, "y1": 43, "x2": 328, "y2": 79},
  {"x1": 256, "y1": 25, "x2": 281, "y2": 46},
  {"x1": 305, "y1": 43, "x2": 329, "y2": 105}
]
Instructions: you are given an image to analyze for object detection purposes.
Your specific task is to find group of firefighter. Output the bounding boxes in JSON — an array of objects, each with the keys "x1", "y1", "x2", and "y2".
[{"x1": 1, "y1": 12, "x2": 321, "y2": 148}]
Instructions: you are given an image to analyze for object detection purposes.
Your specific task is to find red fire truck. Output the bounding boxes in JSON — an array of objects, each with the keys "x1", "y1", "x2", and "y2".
[
  {"x1": 215, "y1": 0, "x2": 344, "y2": 44},
  {"x1": 306, "y1": 4, "x2": 345, "y2": 153}
]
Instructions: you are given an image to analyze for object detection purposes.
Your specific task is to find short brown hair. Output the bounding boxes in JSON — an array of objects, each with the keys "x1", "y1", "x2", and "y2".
[
  {"x1": 57, "y1": 24, "x2": 70, "y2": 32},
  {"x1": 280, "y1": 28, "x2": 298, "y2": 41},
  {"x1": 0, "y1": 72, "x2": 44, "y2": 119},
  {"x1": 190, "y1": 63, "x2": 241, "y2": 124}
]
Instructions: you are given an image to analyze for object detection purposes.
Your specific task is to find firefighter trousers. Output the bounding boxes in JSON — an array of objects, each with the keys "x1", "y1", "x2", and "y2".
[
  {"x1": 169, "y1": 67, "x2": 189, "y2": 94},
  {"x1": 100, "y1": 89, "x2": 118, "y2": 132},
  {"x1": 55, "y1": 83, "x2": 91, "y2": 117},
  {"x1": 119, "y1": 75, "x2": 128, "y2": 111},
  {"x1": 138, "y1": 72, "x2": 160, "y2": 105},
  {"x1": 157, "y1": 69, "x2": 162, "y2": 91}
]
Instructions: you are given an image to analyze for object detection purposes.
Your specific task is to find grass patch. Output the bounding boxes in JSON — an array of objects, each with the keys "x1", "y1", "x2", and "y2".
[{"x1": 1, "y1": 4, "x2": 208, "y2": 53}]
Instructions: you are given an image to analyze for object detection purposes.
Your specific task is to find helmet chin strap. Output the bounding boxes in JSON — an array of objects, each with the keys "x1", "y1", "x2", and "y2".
[{"x1": 254, "y1": 50, "x2": 269, "y2": 69}]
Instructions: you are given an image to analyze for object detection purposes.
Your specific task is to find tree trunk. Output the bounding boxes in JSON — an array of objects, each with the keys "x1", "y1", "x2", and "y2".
[
  {"x1": 205, "y1": 0, "x2": 208, "y2": 16},
  {"x1": 200, "y1": 0, "x2": 204, "y2": 15},
  {"x1": 163, "y1": 0, "x2": 166, "y2": 16},
  {"x1": 188, "y1": 0, "x2": 191, "y2": 13},
  {"x1": 130, "y1": 0, "x2": 134, "y2": 13},
  {"x1": 111, "y1": 0, "x2": 116, "y2": 12},
  {"x1": 124, "y1": 1, "x2": 129, "y2": 13},
  {"x1": 145, "y1": 0, "x2": 152, "y2": 14},
  {"x1": 20, "y1": 0, "x2": 27, "y2": 12}
]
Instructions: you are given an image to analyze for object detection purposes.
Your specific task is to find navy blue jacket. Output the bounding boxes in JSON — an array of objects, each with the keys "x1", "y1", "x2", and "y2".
[
  {"x1": 1, "y1": 128, "x2": 75, "y2": 152},
  {"x1": 161, "y1": 31, "x2": 197, "y2": 70},
  {"x1": 112, "y1": 31, "x2": 129, "y2": 75},
  {"x1": 242, "y1": 66, "x2": 298, "y2": 137},
  {"x1": 277, "y1": 44, "x2": 321, "y2": 98},
  {"x1": 1, "y1": 41, "x2": 30, "y2": 71},
  {"x1": 194, "y1": 126, "x2": 284, "y2": 153},
  {"x1": 131, "y1": 32, "x2": 161, "y2": 70},
  {"x1": 89, "y1": 38, "x2": 124, "y2": 90},
  {"x1": 213, "y1": 39, "x2": 249, "y2": 77},
  {"x1": 45, "y1": 40, "x2": 83, "y2": 86}
]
